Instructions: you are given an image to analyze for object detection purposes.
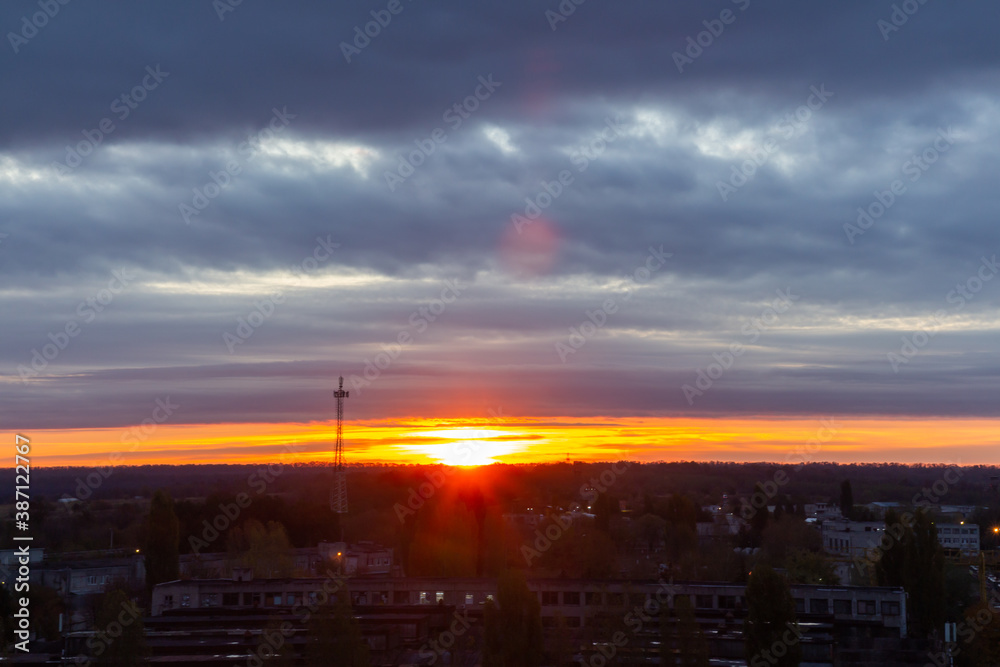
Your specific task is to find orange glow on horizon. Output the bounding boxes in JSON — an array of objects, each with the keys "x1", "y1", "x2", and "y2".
[{"x1": 10, "y1": 415, "x2": 1000, "y2": 468}]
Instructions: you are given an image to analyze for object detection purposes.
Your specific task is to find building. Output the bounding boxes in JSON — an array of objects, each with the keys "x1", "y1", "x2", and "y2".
[
  {"x1": 864, "y1": 502, "x2": 903, "y2": 519},
  {"x1": 695, "y1": 514, "x2": 743, "y2": 545},
  {"x1": 937, "y1": 522, "x2": 980, "y2": 555},
  {"x1": 34, "y1": 550, "x2": 145, "y2": 631},
  {"x1": 318, "y1": 541, "x2": 394, "y2": 576},
  {"x1": 804, "y1": 502, "x2": 843, "y2": 520},
  {"x1": 141, "y1": 574, "x2": 910, "y2": 666},
  {"x1": 179, "y1": 541, "x2": 397, "y2": 579},
  {"x1": 823, "y1": 519, "x2": 980, "y2": 559}
]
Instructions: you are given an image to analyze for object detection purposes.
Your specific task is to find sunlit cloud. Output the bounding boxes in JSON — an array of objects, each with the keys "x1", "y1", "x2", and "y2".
[{"x1": 483, "y1": 126, "x2": 516, "y2": 154}]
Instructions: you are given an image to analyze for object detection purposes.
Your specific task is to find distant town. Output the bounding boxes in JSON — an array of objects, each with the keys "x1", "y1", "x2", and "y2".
[{"x1": 2, "y1": 461, "x2": 1000, "y2": 665}]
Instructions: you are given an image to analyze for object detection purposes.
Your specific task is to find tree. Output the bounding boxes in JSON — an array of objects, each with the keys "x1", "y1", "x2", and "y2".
[
  {"x1": 748, "y1": 483, "x2": 771, "y2": 542},
  {"x1": 534, "y1": 523, "x2": 617, "y2": 578},
  {"x1": 93, "y1": 589, "x2": 148, "y2": 666},
  {"x1": 942, "y1": 564, "x2": 975, "y2": 624},
  {"x1": 904, "y1": 511, "x2": 945, "y2": 636},
  {"x1": 549, "y1": 613, "x2": 574, "y2": 667},
  {"x1": 957, "y1": 601, "x2": 1000, "y2": 667},
  {"x1": 839, "y1": 480, "x2": 854, "y2": 520},
  {"x1": 227, "y1": 519, "x2": 294, "y2": 578},
  {"x1": 661, "y1": 595, "x2": 708, "y2": 667},
  {"x1": 29, "y1": 585, "x2": 65, "y2": 641},
  {"x1": 262, "y1": 617, "x2": 296, "y2": 667},
  {"x1": 636, "y1": 513, "x2": 667, "y2": 553},
  {"x1": 875, "y1": 509, "x2": 907, "y2": 587},
  {"x1": 663, "y1": 522, "x2": 697, "y2": 564},
  {"x1": 0, "y1": 586, "x2": 14, "y2": 651},
  {"x1": 593, "y1": 492, "x2": 618, "y2": 534},
  {"x1": 145, "y1": 490, "x2": 179, "y2": 596},
  {"x1": 875, "y1": 510, "x2": 944, "y2": 636},
  {"x1": 484, "y1": 569, "x2": 543, "y2": 667},
  {"x1": 785, "y1": 550, "x2": 839, "y2": 586},
  {"x1": 458, "y1": 485, "x2": 490, "y2": 576},
  {"x1": 306, "y1": 597, "x2": 369, "y2": 667},
  {"x1": 761, "y1": 516, "x2": 821, "y2": 566},
  {"x1": 744, "y1": 564, "x2": 801, "y2": 667}
]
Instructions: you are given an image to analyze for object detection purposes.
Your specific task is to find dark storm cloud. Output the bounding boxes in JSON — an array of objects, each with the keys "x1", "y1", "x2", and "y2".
[
  {"x1": 1, "y1": 1, "x2": 997, "y2": 143},
  {"x1": 3, "y1": 0, "x2": 1000, "y2": 433}
]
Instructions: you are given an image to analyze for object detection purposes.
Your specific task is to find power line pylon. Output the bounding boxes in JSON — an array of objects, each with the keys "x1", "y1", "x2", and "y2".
[{"x1": 330, "y1": 376, "x2": 349, "y2": 515}]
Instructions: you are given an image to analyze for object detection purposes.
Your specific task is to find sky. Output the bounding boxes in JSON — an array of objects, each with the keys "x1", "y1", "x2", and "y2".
[{"x1": 3, "y1": 1, "x2": 1000, "y2": 466}]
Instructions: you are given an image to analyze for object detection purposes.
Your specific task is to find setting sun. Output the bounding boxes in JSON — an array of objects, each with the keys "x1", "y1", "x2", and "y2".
[{"x1": 398, "y1": 427, "x2": 531, "y2": 466}]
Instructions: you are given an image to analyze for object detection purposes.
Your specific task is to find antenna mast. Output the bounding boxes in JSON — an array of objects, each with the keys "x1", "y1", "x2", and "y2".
[{"x1": 330, "y1": 376, "x2": 349, "y2": 514}]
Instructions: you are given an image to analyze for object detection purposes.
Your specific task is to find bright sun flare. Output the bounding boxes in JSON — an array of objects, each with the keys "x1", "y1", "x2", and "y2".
[{"x1": 399, "y1": 428, "x2": 527, "y2": 466}]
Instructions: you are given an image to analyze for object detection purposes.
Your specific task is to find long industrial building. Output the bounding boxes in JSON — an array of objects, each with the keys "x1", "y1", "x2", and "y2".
[{"x1": 111, "y1": 574, "x2": 922, "y2": 666}]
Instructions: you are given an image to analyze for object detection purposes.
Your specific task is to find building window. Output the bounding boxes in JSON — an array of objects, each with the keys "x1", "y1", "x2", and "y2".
[
  {"x1": 858, "y1": 600, "x2": 876, "y2": 615},
  {"x1": 563, "y1": 592, "x2": 581, "y2": 606},
  {"x1": 419, "y1": 592, "x2": 429, "y2": 604},
  {"x1": 272, "y1": 594, "x2": 283, "y2": 606},
  {"x1": 163, "y1": 595, "x2": 174, "y2": 608},
  {"x1": 629, "y1": 593, "x2": 646, "y2": 606},
  {"x1": 181, "y1": 594, "x2": 190, "y2": 608},
  {"x1": 883, "y1": 601, "x2": 901, "y2": 616},
  {"x1": 833, "y1": 599, "x2": 852, "y2": 615},
  {"x1": 606, "y1": 593, "x2": 624, "y2": 607},
  {"x1": 223, "y1": 593, "x2": 239, "y2": 606},
  {"x1": 793, "y1": 598, "x2": 805, "y2": 614},
  {"x1": 395, "y1": 591, "x2": 410, "y2": 604},
  {"x1": 566, "y1": 616, "x2": 582, "y2": 628},
  {"x1": 435, "y1": 591, "x2": 444, "y2": 603},
  {"x1": 585, "y1": 592, "x2": 603, "y2": 606},
  {"x1": 695, "y1": 595, "x2": 714, "y2": 610},
  {"x1": 809, "y1": 599, "x2": 829, "y2": 614},
  {"x1": 465, "y1": 594, "x2": 475, "y2": 606},
  {"x1": 202, "y1": 593, "x2": 218, "y2": 607},
  {"x1": 718, "y1": 595, "x2": 738, "y2": 610},
  {"x1": 672, "y1": 594, "x2": 690, "y2": 609},
  {"x1": 541, "y1": 592, "x2": 559, "y2": 606}
]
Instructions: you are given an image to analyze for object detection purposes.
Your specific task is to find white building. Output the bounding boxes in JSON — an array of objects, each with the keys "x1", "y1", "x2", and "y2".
[
  {"x1": 804, "y1": 502, "x2": 843, "y2": 520},
  {"x1": 823, "y1": 520, "x2": 980, "y2": 558},
  {"x1": 936, "y1": 523, "x2": 980, "y2": 555}
]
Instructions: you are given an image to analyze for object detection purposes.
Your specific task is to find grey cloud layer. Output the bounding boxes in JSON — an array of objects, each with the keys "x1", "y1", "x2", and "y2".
[{"x1": 2, "y1": 1, "x2": 1000, "y2": 430}]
